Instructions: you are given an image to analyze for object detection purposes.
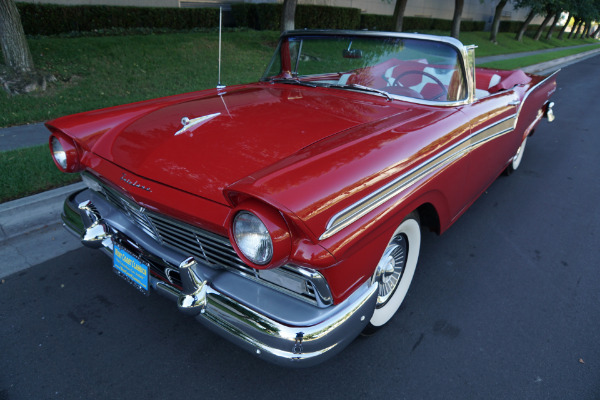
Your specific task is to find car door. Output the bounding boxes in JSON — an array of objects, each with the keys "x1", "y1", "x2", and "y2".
[{"x1": 461, "y1": 90, "x2": 522, "y2": 204}]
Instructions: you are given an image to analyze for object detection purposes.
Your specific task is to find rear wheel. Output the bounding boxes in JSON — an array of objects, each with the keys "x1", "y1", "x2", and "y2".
[{"x1": 364, "y1": 213, "x2": 421, "y2": 334}]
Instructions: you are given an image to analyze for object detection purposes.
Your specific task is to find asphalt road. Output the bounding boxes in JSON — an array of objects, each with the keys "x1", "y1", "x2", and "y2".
[{"x1": 1, "y1": 55, "x2": 599, "y2": 400}]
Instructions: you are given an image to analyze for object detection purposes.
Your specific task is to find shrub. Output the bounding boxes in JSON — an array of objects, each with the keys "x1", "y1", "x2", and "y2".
[
  {"x1": 360, "y1": 15, "x2": 483, "y2": 32},
  {"x1": 232, "y1": 3, "x2": 360, "y2": 31},
  {"x1": 16, "y1": 2, "x2": 219, "y2": 35}
]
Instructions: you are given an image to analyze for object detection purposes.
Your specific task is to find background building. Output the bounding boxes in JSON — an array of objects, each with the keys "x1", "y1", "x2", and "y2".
[{"x1": 18, "y1": 0, "x2": 542, "y2": 24}]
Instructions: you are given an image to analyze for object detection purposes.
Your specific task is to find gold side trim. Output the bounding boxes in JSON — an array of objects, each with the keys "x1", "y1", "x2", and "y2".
[{"x1": 320, "y1": 114, "x2": 517, "y2": 240}]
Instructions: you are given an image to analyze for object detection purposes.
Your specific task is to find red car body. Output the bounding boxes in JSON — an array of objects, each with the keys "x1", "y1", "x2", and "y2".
[{"x1": 48, "y1": 30, "x2": 557, "y2": 366}]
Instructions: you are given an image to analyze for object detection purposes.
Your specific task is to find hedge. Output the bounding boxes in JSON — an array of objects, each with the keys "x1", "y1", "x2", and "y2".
[
  {"x1": 14, "y1": 1, "x2": 513, "y2": 37},
  {"x1": 231, "y1": 3, "x2": 361, "y2": 31},
  {"x1": 16, "y1": 2, "x2": 219, "y2": 35},
  {"x1": 360, "y1": 15, "x2": 484, "y2": 32}
]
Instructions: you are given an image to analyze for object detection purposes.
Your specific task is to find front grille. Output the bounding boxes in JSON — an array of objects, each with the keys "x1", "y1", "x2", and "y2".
[
  {"x1": 94, "y1": 178, "x2": 327, "y2": 306},
  {"x1": 147, "y1": 213, "x2": 255, "y2": 275},
  {"x1": 102, "y1": 184, "x2": 160, "y2": 241}
]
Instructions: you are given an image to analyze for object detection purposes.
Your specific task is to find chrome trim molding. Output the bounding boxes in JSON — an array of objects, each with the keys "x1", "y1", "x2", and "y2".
[
  {"x1": 320, "y1": 114, "x2": 517, "y2": 240},
  {"x1": 464, "y1": 44, "x2": 477, "y2": 103}
]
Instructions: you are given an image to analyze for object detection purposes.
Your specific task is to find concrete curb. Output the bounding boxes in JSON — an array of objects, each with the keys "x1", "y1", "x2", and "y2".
[
  {"x1": 521, "y1": 47, "x2": 600, "y2": 74},
  {"x1": 0, "y1": 182, "x2": 85, "y2": 243}
]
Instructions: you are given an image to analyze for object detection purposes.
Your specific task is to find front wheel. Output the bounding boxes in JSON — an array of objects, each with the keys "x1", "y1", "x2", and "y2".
[{"x1": 364, "y1": 213, "x2": 421, "y2": 333}]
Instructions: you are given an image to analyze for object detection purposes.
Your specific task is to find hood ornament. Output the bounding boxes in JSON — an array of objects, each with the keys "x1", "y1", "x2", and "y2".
[{"x1": 175, "y1": 112, "x2": 221, "y2": 136}]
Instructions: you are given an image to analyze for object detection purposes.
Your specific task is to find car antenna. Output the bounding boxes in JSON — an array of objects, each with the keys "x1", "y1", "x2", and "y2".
[{"x1": 217, "y1": 7, "x2": 226, "y2": 90}]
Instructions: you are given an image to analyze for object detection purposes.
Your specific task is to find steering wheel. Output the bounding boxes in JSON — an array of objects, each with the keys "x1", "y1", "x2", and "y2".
[{"x1": 393, "y1": 70, "x2": 448, "y2": 101}]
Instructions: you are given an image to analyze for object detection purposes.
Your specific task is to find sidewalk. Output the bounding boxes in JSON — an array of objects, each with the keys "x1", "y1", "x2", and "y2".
[{"x1": 0, "y1": 122, "x2": 48, "y2": 152}]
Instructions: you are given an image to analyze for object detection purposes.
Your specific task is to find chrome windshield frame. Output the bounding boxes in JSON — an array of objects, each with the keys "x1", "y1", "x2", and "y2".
[{"x1": 261, "y1": 29, "x2": 475, "y2": 108}]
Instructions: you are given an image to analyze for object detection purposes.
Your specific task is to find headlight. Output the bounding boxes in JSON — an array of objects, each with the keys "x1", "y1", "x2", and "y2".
[
  {"x1": 48, "y1": 131, "x2": 82, "y2": 173},
  {"x1": 233, "y1": 211, "x2": 273, "y2": 265},
  {"x1": 51, "y1": 136, "x2": 67, "y2": 169},
  {"x1": 229, "y1": 200, "x2": 291, "y2": 269}
]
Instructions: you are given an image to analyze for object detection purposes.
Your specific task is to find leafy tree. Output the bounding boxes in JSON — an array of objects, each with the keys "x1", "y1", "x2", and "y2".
[
  {"x1": 513, "y1": 0, "x2": 555, "y2": 41},
  {"x1": 490, "y1": 0, "x2": 510, "y2": 43},
  {"x1": 451, "y1": 0, "x2": 464, "y2": 38},
  {"x1": 557, "y1": 12, "x2": 572, "y2": 39},
  {"x1": 0, "y1": 0, "x2": 51, "y2": 94},
  {"x1": 568, "y1": 17, "x2": 582, "y2": 38},
  {"x1": 533, "y1": 11, "x2": 554, "y2": 40},
  {"x1": 544, "y1": 12, "x2": 560, "y2": 39},
  {"x1": 393, "y1": 0, "x2": 409, "y2": 31},
  {"x1": 515, "y1": 8, "x2": 537, "y2": 41},
  {"x1": 281, "y1": 0, "x2": 297, "y2": 32}
]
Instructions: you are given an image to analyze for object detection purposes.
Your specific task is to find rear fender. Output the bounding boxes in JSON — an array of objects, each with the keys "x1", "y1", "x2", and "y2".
[{"x1": 514, "y1": 70, "x2": 558, "y2": 141}]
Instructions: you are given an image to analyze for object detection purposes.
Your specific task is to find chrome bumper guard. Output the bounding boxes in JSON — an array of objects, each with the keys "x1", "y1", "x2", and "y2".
[
  {"x1": 62, "y1": 188, "x2": 378, "y2": 366},
  {"x1": 544, "y1": 101, "x2": 555, "y2": 123}
]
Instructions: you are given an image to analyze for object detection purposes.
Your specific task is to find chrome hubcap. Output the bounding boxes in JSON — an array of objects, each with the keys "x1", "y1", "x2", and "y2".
[{"x1": 375, "y1": 234, "x2": 408, "y2": 307}]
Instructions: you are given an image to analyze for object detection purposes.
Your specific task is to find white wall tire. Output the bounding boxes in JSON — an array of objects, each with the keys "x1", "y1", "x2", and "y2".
[
  {"x1": 366, "y1": 213, "x2": 421, "y2": 331},
  {"x1": 505, "y1": 136, "x2": 527, "y2": 175}
]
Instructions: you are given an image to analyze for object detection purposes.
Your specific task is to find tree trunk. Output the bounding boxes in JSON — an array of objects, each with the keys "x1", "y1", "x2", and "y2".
[
  {"x1": 516, "y1": 10, "x2": 535, "y2": 41},
  {"x1": 0, "y1": 0, "x2": 35, "y2": 73},
  {"x1": 533, "y1": 12, "x2": 553, "y2": 41},
  {"x1": 280, "y1": 0, "x2": 297, "y2": 33},
  {"x1": 545, "y1": 12, "x2": 560, "y2": 40},
  {"x1": 557, "y1": 13, "x2": 571, "y2": 40},
  {"x1": 393, "y1": 0, "x2": 409, "y2": 32},
  {"x1": 451, "y1": 0, "x2": 464, "y2": 39},
  {"x1": 573, "y1": 20, "x2": 587, "y2": 39},
  {"x1": 568, "y1": 18, "x2": 581, "y2": 39},
  {"x1": 580, "y1": 21, "x2": 590, "y2": 38},
  {"x1": 490, "y1": 0, "x2": 508, "y2": 43}
]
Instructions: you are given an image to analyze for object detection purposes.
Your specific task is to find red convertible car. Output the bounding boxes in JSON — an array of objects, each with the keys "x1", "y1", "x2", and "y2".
[{"x1": 47, "y1": 30, "x2": 557, "y2": 366}]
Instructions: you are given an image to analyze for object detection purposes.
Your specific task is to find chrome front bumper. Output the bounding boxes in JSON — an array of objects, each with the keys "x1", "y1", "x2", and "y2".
[{"x1": 62, "y1": 188, "x2": 378, "y2": 366}]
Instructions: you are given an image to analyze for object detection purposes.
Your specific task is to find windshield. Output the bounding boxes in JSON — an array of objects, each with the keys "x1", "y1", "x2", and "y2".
[{"x1": 261, "y1": 34, "x2": 467, "y2": 103}]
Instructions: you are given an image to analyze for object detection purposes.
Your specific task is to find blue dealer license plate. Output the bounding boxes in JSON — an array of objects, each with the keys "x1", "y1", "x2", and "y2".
[{"x1": 113, "y1": 243, "x2": 149, "y2": 295}]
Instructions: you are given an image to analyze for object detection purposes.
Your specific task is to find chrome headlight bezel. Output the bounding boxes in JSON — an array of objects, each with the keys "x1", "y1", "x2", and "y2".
[
  {"x1": 233, "y1": 211, "x2": 273, "y2": 265},
  {"x1": 229, "y1": 200, "x2": 291, "y2": 270},
  {"x1": 48, "y1": 131, "x2": 82, "y2": 173},
  {"x1": 51, "y1": 136, "x2": 67, "y2": 170}
]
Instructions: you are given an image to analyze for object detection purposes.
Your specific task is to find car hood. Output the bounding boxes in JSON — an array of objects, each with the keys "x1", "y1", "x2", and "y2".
[{"x1": 84, "y1": 84, "x2": 406, "y2": 205}]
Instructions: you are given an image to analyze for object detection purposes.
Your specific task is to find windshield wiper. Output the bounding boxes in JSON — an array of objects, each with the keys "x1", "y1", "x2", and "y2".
[
  {"x1": 321, "y1": 83, "x2": 392, "y2": 101},
  {"x1": 268, "y1": 78, "x2": 317, "y2": 88}
]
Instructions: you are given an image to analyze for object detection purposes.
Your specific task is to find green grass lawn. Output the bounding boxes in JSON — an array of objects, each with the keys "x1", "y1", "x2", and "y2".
[
  {"x1": 478, "y1": 43, "x2": 600, "y2": 69},
  {"x1": 1, "y1": 29, "x2": 279, "y2": 128},
  {"x1": 459, "y1": 31, "x2": 599, "y2": 58},
  {"x1": 0, "y1": 145, "x2": 81, "y2": 203},
  {"x1": 1, "y1": 29, "x2": 597, "y2": 128},
  {"x1": 0, "y1": 28, "x2": 597, "y2": 203}
]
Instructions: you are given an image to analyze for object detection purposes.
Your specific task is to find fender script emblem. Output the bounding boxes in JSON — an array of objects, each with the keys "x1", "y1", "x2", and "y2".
[
  {"x1": 175, "y1": 113, "x2": 221, "y2": 136},
  {"x1": 120, "y1": 173, "x2": 152, "y2": 192}
]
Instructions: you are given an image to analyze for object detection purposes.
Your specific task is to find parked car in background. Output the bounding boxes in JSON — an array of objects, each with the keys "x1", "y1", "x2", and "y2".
[{"x1": 47, "y1": 30, "x2": 557, "y2": 366}]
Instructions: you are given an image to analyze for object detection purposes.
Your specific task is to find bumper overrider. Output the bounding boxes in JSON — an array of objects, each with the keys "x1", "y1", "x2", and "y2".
[{"x1": 62, "y1": 188, "x2": 378, "y2": 366}]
